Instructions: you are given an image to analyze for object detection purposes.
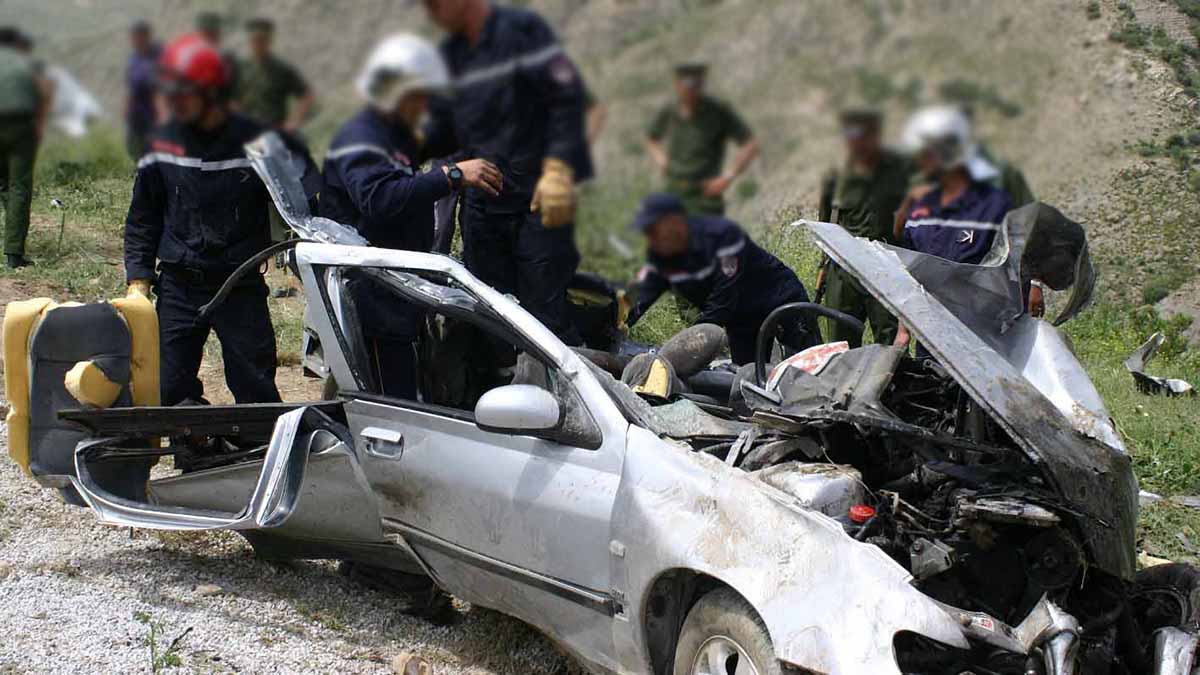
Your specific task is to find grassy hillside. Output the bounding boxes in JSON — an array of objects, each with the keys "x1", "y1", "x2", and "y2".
[{"x1": 3, "y1": 0, "x2": 1200, "y2": 560}]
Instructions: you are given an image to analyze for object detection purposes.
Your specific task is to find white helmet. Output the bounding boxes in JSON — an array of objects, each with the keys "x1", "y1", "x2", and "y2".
[
  {"x1": 901, "y1": 105, "x2": 998, "y2": 180},
  {"x1": 356, "y1": 33, "x2": 450, "y2": 111}
]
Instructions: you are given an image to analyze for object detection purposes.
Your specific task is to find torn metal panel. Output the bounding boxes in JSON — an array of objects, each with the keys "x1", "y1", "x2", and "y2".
[
  {"x1": 804, "y1": 219, "x2": 1137, "y2": 580},
  {"x1": 614, "y1": 426, "x2": 970, "y2": 674},
  {"x1": 1126, "y1": 332, "x2": 1196, "y2": 396}
]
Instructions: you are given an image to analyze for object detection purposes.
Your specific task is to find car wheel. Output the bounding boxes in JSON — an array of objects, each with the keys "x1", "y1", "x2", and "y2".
[
  {"x1": 1132, "y1": 563, "x2": 1200, "y2": 634},
  {"x1": 673, "y1": 587, "x2": 781, "y2": 675}
]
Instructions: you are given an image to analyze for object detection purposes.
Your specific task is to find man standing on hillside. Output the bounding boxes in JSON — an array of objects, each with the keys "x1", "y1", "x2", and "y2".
[
  {"x1": 125, "y1": 21, "x2": 160, "y2": 159},
  {"x1": 124, "y1": 33, "x2": 288, "y2": 406},
  {"x1": 420, "y1": 0, "x2": 593, "y2": 346},
  {"x1": 235, "y1": 18, "x2": 314, "y2": 132},
  {"x1": 0, "y1": 27, "x2": 50, "y2": 269},
  {"x1": 816, "y1": 108, "x2": 908, "y2": 347},
  {"x1": 645, "y1": 63, "x2": 759, "y2": 216}
]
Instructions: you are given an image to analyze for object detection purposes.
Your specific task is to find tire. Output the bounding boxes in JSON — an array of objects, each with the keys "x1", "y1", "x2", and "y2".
[
  {"x1": 1132, "y1": 563, "x2": 1200, "y2": 634},
  {"x1": 672, "y1": 587, "x2": 782, "y2": 675}
]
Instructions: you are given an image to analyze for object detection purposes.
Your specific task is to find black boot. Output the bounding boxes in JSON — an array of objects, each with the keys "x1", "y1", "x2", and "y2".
[{"x1": 6, "y1": 254, "x2": 32, "y2": 269}]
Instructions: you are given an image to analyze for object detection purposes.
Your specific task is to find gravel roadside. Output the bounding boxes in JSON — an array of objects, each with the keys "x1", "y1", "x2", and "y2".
[{"x1": 0, "y1": 433, "x2": 575, "y2": 675}]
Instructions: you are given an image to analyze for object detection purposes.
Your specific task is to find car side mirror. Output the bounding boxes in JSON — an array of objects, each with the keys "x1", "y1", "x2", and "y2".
[{"x1": 474, "y1": 384, "x2": 563, "y2": 437}]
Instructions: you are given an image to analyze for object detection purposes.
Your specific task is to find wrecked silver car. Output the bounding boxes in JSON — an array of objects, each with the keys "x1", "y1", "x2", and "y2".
[{"x1": 5, "y1": 135, "x2": 1198, "y2": 674}]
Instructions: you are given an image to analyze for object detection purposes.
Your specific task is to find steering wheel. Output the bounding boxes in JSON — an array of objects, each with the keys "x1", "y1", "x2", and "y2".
[{"x1": 754, "y1": 302, "x2": 865, "y2": 386}]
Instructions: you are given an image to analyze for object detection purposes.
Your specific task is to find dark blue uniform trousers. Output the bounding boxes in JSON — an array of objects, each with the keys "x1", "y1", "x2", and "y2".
[
  {"x1": 156, "y1": 270, "x2": 281, "y2": 406},
  {"x1": 460, "y1": 200, "x2": 582, "y2": 346}
]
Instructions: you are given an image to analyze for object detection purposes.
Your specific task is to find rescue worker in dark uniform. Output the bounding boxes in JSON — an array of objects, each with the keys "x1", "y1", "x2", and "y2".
[
  {"x1": 124, "y1": 33, "x2": 291, "y2": 406},
  {"x1": 421, "y1": 0, "x2": 592, "y2": 346},
  {"x1": 896, "y1": 105, "x2": 1012, "y2": 265},
  {"x1": 627, "y1": 193, "x2": 817, "y2": 365},
  {"x1": 817, "y1": 108, "x2": 908, "y2": 347},
  {"x1": 892, "y1": 106, "x2": 1012, "y2": 351},
  {"x1": 322, "y1": 33, "x2": 502, "y2": 399}
]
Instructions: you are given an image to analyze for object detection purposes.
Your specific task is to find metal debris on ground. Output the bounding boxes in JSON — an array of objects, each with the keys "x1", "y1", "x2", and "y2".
[{"x1": 1125, "y1": 332, "x2": 1196, "y2": 396}]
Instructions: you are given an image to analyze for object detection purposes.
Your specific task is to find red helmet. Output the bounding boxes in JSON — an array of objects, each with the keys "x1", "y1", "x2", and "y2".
[{"x1": 158, "y1": 33, "x2": 228, "y2": 93}]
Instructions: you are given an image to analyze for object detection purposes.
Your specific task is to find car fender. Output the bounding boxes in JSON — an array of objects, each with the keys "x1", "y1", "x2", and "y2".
[{"x1": 612, "y1": 425, "x2": 967, "y2": 674}]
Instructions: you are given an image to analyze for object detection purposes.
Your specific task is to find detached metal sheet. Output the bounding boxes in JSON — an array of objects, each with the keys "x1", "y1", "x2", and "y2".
[{"x1": 803, "y1": 220, "x2": 1137, "y2": 579}]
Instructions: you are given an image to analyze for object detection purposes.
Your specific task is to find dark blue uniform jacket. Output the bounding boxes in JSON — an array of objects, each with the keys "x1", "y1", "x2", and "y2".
[
  {"x1": 322, "y1": 107, "x2": 451, "y2": 252},
  {"x1": 425, "y1": 6, "x2": 592, "y2": 213},
  {"x1": 323, "y1": 108, "x2": 453, "y2": 342},
  {"x1": 902, "y1": 181, "x2": 1012, "y2": 264},
  {"x1": 125, "y1": 113, "x2": 278, "y2": 283},
  {"x1": 629, "y1": 216, "x2": 809, "y2": 329}
]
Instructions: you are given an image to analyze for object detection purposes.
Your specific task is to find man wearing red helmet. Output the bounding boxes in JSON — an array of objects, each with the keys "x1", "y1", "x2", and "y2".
[{"x1": 123, "y1": 33, "x2": 305, "y2": 406}]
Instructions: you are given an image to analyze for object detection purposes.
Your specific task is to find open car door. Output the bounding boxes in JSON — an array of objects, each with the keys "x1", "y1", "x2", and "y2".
[{"x1": 293, "y1": 243, "x2": 632, "y2": 671}]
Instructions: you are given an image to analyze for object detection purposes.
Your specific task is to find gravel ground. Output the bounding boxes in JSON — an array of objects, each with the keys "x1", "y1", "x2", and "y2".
[{"x1": 0, "y1": 428, "x2": 576, "y2": 675}]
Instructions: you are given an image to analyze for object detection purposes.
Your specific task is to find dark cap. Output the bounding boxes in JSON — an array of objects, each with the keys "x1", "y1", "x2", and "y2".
[
  {"x1": 0, "y1": 26, "x2": 20, "y2": 48},
  {"x1": 838, "y1": 106, "x2": 883, "y2": 129},
  {"x1": 130, "y1": 20, "x2": 152, "y2": 34},
  {"x1": 195, "y1": 12, "x2": 222, "y2": 33},
  {"x1": 674, "y1": 62, "x2": 708, "y2": 78},
  {"x1": 630, "y1": 193, "x2": 687, "y2": 232},
  {"x1": 246, "y1": 17, "x2": 274, "y2": 33}
]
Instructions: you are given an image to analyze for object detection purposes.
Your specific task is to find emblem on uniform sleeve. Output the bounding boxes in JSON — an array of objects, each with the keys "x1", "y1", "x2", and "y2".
[
  {"x1": 550, "y1": 55, "x2": 577, "y2": 86},
  {"x1": 720, "y1": 255, "x2": 739, "y2": 278}
]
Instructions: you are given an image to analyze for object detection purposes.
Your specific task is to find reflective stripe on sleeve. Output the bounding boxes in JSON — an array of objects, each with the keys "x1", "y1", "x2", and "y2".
[
  {"x1": 326, "y1": 144, "x2": 414, "y2": 175},
  {"x1": 454, "y1": 44, "x2": 565, "y2": 89},
  {"x1": 666, "y1": 264, "x2": 716, "y2": 284},
  {"x1": 904, "y1": 218, "x2": 1003, "y2": 231},
  {"x1": 716, "y1": 237, "x2": 746, "y2": 258},
  {"x1": 136, "y1": 153, "x2": 253, "y2": 172}
]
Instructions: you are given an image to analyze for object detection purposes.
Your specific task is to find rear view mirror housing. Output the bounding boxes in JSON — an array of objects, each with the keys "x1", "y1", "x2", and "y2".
[{"x1": 475, "y1": 384, "x2": 563, "y2": 436}]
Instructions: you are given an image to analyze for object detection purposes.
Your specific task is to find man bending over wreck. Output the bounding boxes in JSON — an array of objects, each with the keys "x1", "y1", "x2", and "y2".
[{"x1": 626, "y1": 193, "x2": 817, "y2": 365}]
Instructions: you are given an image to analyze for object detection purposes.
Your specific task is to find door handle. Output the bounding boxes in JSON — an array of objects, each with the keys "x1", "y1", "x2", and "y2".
[{"x1": 362, "y1": 426, "x2": 404, "y2": 459}]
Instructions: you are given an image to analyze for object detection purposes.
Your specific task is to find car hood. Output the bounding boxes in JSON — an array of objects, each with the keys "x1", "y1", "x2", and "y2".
[{"x1": 804, "y1": 210, "x2": 1137, "y2": 580}]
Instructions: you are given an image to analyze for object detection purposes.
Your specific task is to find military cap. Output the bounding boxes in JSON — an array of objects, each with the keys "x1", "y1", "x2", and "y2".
[
  {"x1": 245, "y1": 17, "x2": 275, "y2": 33},
  {"x1": 674, "y1": 62, "x2": 709, "y2": 78},
  {"x1": 630, "y1": 193, "x2": 687, "y2": 232},
  {"x1": 195, "y1": 12, "x2": 222, "y2": 33},
  {"x1": 838, "y1": 106, "x2": 883, "y2": 128}
]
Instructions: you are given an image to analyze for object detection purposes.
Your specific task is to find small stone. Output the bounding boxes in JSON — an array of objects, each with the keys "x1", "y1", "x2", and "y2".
[
  {"x1": 195, "y1": 584, "x2": 224, "y2": 597},
  {"x1": 391, "y1": 652, "x2": 432, "y2": 675}
]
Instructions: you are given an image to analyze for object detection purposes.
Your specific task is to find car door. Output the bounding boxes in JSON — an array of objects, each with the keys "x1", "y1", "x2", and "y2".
[{"x1": 294, "y1": 246, "x2": 630, "y2": 671}]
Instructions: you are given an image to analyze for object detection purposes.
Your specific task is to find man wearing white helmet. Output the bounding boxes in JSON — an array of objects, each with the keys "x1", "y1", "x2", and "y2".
[
  {"x1": 322, "y1": 33, "x2": 502, "y2": 399},
  {"x1": 894, "y1": 105, "x2": 1012, "y2": 265}
]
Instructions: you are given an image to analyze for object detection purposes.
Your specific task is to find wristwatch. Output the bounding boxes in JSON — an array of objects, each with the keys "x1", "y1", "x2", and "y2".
[{"x1": 447, "y1": 164, "x2": 464, "y2": 190}]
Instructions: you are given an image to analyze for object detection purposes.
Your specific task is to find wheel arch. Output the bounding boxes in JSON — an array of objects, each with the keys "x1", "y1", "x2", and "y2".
[{"x1": 641, "y1": 568, "x2": 753, "y2": 675}]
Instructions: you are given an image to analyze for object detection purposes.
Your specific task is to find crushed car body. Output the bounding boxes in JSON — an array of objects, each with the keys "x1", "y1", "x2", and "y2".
[{"x1": 5, "y1": 134, "x2": 1197, "y2": 675}]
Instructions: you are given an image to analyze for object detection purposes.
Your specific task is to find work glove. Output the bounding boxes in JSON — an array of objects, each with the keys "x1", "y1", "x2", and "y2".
[
  {"x1": 126, "y1": 279, "x2": 152, "y2": 298},
  {"x1": 531, "y1": 158, "x2": 576, "y2": 229}
]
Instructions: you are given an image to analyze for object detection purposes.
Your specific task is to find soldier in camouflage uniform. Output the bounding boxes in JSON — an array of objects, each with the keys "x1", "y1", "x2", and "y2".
[
  {"x1": 817, "y1": 108, "x2": 909, "y2": 347},
  {"x1": 645, "y1": 63, "x2": 759, "y2": 216},
  {"x1": 235, "y1": 18, "x2": 314, "y2": 132}
]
